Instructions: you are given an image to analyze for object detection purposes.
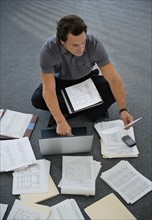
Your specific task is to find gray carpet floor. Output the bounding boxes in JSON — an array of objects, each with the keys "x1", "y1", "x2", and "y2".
[{"x1": 0, "y1": 0, "x2": 151, "y2": 219}]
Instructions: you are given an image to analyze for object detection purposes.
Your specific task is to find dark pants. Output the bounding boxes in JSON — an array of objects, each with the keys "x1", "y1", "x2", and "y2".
[{"x1": 31, "y1": 69, "x2": 116, "y2": 121}]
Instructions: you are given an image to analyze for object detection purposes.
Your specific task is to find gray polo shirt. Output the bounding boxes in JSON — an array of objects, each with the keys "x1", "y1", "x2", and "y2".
[{"x1": 40, "y1": 34, "x2": 110, "y2": 80}]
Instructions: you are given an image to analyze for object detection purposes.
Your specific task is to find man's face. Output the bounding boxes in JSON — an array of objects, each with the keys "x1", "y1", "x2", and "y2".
[{"x1": 61, "y1": 32, "x2": 86, "y2": 57}]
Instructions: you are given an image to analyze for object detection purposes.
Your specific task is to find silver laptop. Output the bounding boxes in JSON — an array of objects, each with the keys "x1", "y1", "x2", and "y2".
[{"x1": 39, "y1": 127, "x2": 94, "y2": 155}]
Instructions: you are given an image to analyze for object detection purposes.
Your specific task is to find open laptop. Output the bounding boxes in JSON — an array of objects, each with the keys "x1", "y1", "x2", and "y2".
[{"x1": 39, "y1": 127, "x2": 94, "y2": 155}]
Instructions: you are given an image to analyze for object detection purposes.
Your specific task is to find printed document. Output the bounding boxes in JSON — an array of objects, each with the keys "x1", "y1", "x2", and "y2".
[
  {"x1": 0, "y1": 137, "x2": 37, "y2": 172},
  {"x1": 59, "y1": 156, "x2": 101, "y2": 196},
  {"x1": 0, "y1": 109, "x2": 33, "y2": 138},
  {"x1": 100, "y1": 160, "x2": 152, "y2": 203},
  {"x1": 6, "y1": 199, "x2": 51, "y2": 220},
  {"x1": 20, "y1": 175, "x2": 59, "y2": 203},
  {"x1": 12, "y1": 159, "x2": 50, "y2": 195},
  {"x1": 49, "y1": 199, "x2": 84, "y2": 220},
  {"x1": 61, "y1": 78, "x2": 103, "y2": 113},
  {"x1": 94, "y1": 120, "x2": 139, "y2": 158}
]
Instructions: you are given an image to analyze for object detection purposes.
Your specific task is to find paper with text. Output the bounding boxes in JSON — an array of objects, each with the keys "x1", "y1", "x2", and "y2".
[
  {"x1": 0, "y1": 137, "x2": 37, "y2": 172},
  {"x1": 49, "y1": 199, "x2": 84, "y2": 220},
  {"x1": 65, "y1": 78, "x2": 102, "y2": 111},
  {"x1": 0, "y1": 109, "x2": 33, "y2": 138},
  {"x1": 100, "y1": 160, "x2": 152, "y2": 203},
  {"x1": 12, "y1": 159, "x2": 50, "y2": 194},
  {"x1": 59, "y1": 156, "x2": 96, "y2": 195},
  {"x1": 6, "y1": 200, "x2": 51, "y2": 220}
]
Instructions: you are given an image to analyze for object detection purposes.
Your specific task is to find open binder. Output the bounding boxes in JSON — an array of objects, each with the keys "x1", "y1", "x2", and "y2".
[
  {"x1": 0, "y1": 109, "x2": 38, "y2": 139},
  {"x1": 61, "y1": 78, "x2": 103, "y2": 114}
]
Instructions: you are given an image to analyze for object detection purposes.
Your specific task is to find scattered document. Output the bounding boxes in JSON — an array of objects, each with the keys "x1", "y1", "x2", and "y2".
[
  {"x1": 94, "y1": 120, "x2": 139, "y2": 158},
  {"x1": 0, "y1": 109, "x2": 38, "y2": 139},
  {"x1": 49, "y1": 199, "x2": 85, "y2": 220},
  {"x1": 100, "y1": 160, "x2": 152, "y2": 204},
  {"x1": 59, "y1": 156, "x2": 101, "y2": 196},
  {"x1": 12, "y1": 159, "x2": 50, "y2": 195},
  {"x1": 20, "y1": 175, "x2": 59, "y2": 203},
  {"x1": 84, "y1": 193, "x2": 136, "y2": 220},
  {"x1": 0, "y1": 203, "x2": 8, "y2": 220},
  {"x1": 0, "y1": 137, "x2": 37, "y2": 172},
  {"x1": 6, "y1": 199, "x2": 51, "y2": 220},
  {"x1": 61, "y1": 78, "x2": 103, "y2": 114}
]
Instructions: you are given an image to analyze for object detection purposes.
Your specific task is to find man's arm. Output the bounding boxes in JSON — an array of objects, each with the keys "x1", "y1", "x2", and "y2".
[
  {"x1": 100, "y1": 62, "x2": 133, "y2": 126},
  {"x1": 41, "y1": 73, "x2": 72, "y2": 136}
]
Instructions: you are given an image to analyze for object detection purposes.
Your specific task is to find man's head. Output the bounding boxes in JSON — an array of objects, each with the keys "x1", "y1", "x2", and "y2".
[{"x1": 56, "y1": 15, "x2": 87, "y2": 57}]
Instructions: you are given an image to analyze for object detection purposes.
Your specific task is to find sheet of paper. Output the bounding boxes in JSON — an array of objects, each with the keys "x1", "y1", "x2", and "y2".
[
  {"x1": 0, "y1": 109, "x2": 33, "y2": 138},
  {"x1": 20, "y1": 175, "x2": 59, "y2": 203},
  {"x1": 84, "y1": 193, "x2": 136, "y2": 220},
  {"x1": 12, "y1": 159, "x2": 50, "y2": 194},
  {"x1": 7, "y1": 200, "x2": 51, "y2": 220},
  {"x1": 101, "y1": 160, "x2": 152, "y2": 203},
  {"x1": 0, "y1": 137, "x2": 37, "y2": 172},
  {"x1": 0, "y1": 203, "x2": 8, "y2": 220},
  {"x1": 65, "y1": 78, "x2": 102, "y2": 111},
  {"x1": 101, "y1": 139, "x2": 139, "y2": 158},
  {"x1": 49, "y1": 199, "x2": 84, "y2": 220},
  {"x1": 95, "y1": 120, "x2": 135, "y2": 146},
  {"x1": 59, "y1": 156, "x2": 95, "y2": 195}
]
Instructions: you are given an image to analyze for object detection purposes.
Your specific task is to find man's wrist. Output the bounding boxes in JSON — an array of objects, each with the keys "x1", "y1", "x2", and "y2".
[{"x1": 119, "y1": 108, "x2": 129, "y2": 115}]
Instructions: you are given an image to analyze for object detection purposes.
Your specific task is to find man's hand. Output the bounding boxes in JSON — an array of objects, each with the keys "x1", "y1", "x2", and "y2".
[
  {"x1": 56, "y1": 120, "x2": 72, "y2": 136},
  {"x1": 120, "y1": 111, "x2": 133, "y2": 128}
]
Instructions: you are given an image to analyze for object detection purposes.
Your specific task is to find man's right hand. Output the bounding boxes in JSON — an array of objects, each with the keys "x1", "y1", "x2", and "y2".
[{"x1": 56, "y1": 120, "x2": 72, "y2": 136}]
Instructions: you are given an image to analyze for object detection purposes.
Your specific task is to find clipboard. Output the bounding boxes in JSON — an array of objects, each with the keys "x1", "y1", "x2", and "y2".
[{"x1": 0, "y1": 109, "x2": 38, "y2": 139}]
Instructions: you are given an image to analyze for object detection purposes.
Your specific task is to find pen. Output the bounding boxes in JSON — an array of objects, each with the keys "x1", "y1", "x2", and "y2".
[{"x1": 125, "y1": 117, "x2": 142, "y2": 129}]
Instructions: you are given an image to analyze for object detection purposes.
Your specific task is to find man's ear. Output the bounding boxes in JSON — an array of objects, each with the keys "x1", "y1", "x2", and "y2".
[{"x1": 60, "y1": 40, "x2": 65, "y2": 45}]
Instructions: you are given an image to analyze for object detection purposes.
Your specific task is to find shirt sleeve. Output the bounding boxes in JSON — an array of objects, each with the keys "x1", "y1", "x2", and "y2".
[
  {"x1": 40, "y1": 41, "x2": 57, "y2": 73},
  {"x1": 90, "y1": 35, "x2": 110, "y2": 67}
]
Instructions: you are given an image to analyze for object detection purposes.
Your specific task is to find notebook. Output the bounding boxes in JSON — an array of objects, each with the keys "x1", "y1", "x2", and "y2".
[{"x1": 39, "y1": 127, "x2": 94, "y2": 155}]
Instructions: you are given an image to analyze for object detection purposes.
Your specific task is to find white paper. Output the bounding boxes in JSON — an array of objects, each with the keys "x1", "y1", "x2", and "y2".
[
  {"x1": 59, "y1": 156, "x2": 95, "y2": 195},
  {"x1": 65, "y1": 78, "x2": 102, "y2": 111},
  {"x1": 0, "y1": 137, "x2": 37, "y2": 172},
  {"x1": 0, "y1": 109, "x2": 33, "y2": 138},
  {"x1": 0, "y1": 203, "x2": 8, "y2": 220},
  {"x1": 101, "y1": 160, "x2": 152, "y2": 203},
  {"x1": 12, "y1": 159, "x2": 50, "y2": 194},
  {"x1": 7, "y1": 200, "x2": 51, "y2": 220},
  {"x1": 49, "y1": 199, "x2": 84, "y2": 220},
  {"x1": 95, "y1": 120, "x2": 135, "y2": 146}
]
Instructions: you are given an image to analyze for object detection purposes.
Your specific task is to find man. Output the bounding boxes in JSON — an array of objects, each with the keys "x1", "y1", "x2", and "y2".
[{"x1": 31, "y1": 15, "x2": 133, "y2": 136}]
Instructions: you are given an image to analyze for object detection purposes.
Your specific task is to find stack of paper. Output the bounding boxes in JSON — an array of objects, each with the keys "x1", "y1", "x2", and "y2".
[
  {"x1": 84, "y1": 193, "x2": 136, "y2": 220},
  {"x1": 0, "y1": 137, "x2": 37, "y2": 172},
  {"x1": 58, "y1": 156, "x2": 102, "y2": 196},
  {"x1": 12, "y1": 159, "x2": 50, "y2": 195},
  {"x1": 0, "y1": 109, "x2": 38, "y2": 139},
  {"x1": 20, "y1": 175, "x2": 59, "y2": 203},
  {"x1": 49, "y1": 199, "x2": 85, "y2": 220},
  {"x1": 94, "y1": 120, "x2": 139, "y2": 158},
  {"x1": 100, "y1": 160, "x2": 152, "y2": 203},
  {"x1": 7, "y1": 199, "x2": 51, "y2": 220}
]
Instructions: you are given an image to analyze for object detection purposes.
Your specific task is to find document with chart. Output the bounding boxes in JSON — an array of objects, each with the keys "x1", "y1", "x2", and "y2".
[
  {"x1": 61, "y1": 78, "x2": 103, "y2": 114},
  {"x1": 100, "y1": 160, "x2": 152, "y2": 204}
]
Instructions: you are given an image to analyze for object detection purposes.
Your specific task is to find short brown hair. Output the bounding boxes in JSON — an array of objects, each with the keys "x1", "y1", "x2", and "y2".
[{"x1": 56, "y1": 15, "x2": 87, "y2": 42}]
